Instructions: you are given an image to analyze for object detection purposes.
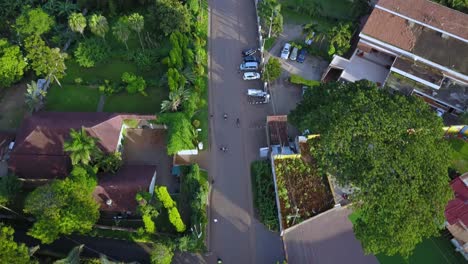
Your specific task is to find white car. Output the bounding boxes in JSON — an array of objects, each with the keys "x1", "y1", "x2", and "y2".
[
  {"x1": 243, "y1": 72, "x2": 261, "y2": 80},
  {"x1": 281, "y1": 43, "x2": 291, "y2": 59},
  {"x1": 289, "y1": 47, "x2": 299, "y2": 61}
]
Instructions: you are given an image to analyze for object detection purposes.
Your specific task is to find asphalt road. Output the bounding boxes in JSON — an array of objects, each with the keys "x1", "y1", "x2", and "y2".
[{"x1": 206, "y1": 0, "x2": 285, "y2": 263}]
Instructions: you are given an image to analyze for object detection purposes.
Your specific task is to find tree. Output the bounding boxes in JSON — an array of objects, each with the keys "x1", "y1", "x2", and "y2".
[
  {"x1": 150, "y1": 243, "x2": 173, "y2": 264},
  {"x1": 327, "y1": 23, "x2": 353, "y2": 56},
  {"x1": 262, "y1": 57, "x2": 281, "y2": 82},
  {"x1": 258, "y1": 0, "x2": 283, "y2": 37},
  {"x1": 88, "y1": 14, "x2": 109, "y2": 40},
  {"x1": 128, "y1": 13, "x2": 144, "y2": 49},
  {"x1": 161, "y1": 86, "x2": 191, "y2": 112},
  {"x1": 156, "y1": 113, "x2": 195, "y2": 155},
  {"x1": 54, "y1": 245, "x2": 83, "y2": 264},
  {"x1": 0, "y1": 174, "x2": 21, "y2": 206},
  {"x1": 0, "y1": 39, "x2": 27, "y2": 88},
  {"x1": 289, "y1": 81, "x2": 453, "y2": 258},
  {"x1": 0, "y1": 224, "x2": 34, "y2": 264},
  {"x1": 24, "y1": 176, "x2": 99, "y2": 244},
  {"x1": 15, "y1": 7, "x2": 55, "y2": 36},
  {"x1": 148, "y1": 0, "x2": 190, "y2": 36},
  {"x1": 68, "y1": 12, "x2": 87, "y2": 36},
  {"x1": 121, "y1": 72, "x2": 147, "y2": 95},
  {"x1": 24, "y1": 35, "x2": 68, "y2": 85},
  {"x1": 112, "y1": 16, "x2": 131, "y2": 50},
  {"x1": 63, "y1": 127, "x2": 100, "y2": 166},
  {"x1": 25, "y1": 81, "x2": 47, "y2": 113}
]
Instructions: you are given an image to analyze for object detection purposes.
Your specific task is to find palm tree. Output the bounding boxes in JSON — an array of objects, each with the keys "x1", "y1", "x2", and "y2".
[
  {"x1": 68, "y1": 12, "x2": 86, "y2": 37},
  {"x1": 128, "y1": 13, "x2": 145, "y2": 50},
  {"x1": 63, "y1": 127, "x2": 100, "y2": 166},
  {"x1": 24, "y1": 81, "x2": 47, "y2": 113},
  {"x1": 112, "y1": 17, "x2": 131, "y2": 50},
  {"x1": 88, "y1": 14, "x2": 109, "y2": 40},
  {"x1": 161, "y1": 86, "x2": 191, "y2": 112}
]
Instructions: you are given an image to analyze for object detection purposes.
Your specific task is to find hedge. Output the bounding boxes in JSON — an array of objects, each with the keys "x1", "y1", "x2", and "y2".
[{"x1": 290, "y1": 74, "x2": 320, "y2": 87}]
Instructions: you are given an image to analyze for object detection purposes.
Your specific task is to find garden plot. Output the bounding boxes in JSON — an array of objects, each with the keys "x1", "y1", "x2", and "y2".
[{"x1": 273, "y1": 143, "x2": 333, "y2": 229}]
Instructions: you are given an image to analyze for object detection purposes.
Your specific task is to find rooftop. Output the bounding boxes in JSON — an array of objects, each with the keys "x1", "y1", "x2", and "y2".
[
  {"x1": 377, "y1": 0, "x2": 468, "y2": 40},
  {"x1": 267, "y1": 115, "x2": 289, "y2": 146},
  {"x1": 283, "y1": 206, "x2": 378, "y2": 264},
  {"x1": 445, "y1": 173, "x2": 468, "y2": 226}
]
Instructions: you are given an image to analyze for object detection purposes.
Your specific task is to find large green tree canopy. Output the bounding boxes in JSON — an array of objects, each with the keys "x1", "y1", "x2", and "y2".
[
  {"x1": 23, "y1": 167, "x2": 99, "y2": 244},
  {"x1": 148, "y1": 0, "x2": 191, "y2": 36},
  {"x1": 0, "y1": 224, "x2": 34, "y2": 264},
  {"x1": 15, "y1": 7, "x2": 54, "y2": 36},
  {"x1": 0, "y1": 39, "x2": 27, "y2": 88},
  {"x1": 290, "y1": 81, "x2": 453, "y2": 258}
]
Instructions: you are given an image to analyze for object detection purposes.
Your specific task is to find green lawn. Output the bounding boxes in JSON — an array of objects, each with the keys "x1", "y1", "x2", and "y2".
[
  {"x1": 103, "y1": 86, "x2": 167, "y2": 114},
  {"x1": 377, "y1": 235, "x2": 466, "y2": 264},
  {"x1": 45, "y1": 84, "x2": 100, "y2": 112},
  {"x1": 448, "y1": 139, "x2": 468, "y2": 173},
  {"x1": 280, "y1": 0, "x2": 359, "y2": 21},
  {"x1": 264, "y1": 37, "x2": 277, "y2": 51}
]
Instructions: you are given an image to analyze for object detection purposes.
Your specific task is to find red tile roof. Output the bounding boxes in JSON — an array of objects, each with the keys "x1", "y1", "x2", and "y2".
[
  {"x1": 9, "y1": 112, "x2": 155, "y2": 179},
  {"x1": 445, "y1": 174, "x2": 468, "y2": 225},
  {"x1": 93, "y1": 165, "x2": 156, "y2": 212},
  {"x1": 377, "y1": 0, "x2": 468, "y2": 40}
]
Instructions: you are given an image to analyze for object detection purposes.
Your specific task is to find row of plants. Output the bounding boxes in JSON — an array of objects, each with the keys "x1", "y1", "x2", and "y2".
[
  {"x1": 251, "y1": 160, "x2": 279, "y2": 231},
  {"x1": 289, "y1": 74, "x2": 320, "y2": 87}
]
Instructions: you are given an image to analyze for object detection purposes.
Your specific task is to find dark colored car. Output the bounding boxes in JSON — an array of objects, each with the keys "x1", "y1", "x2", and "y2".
[
  {"x1": 297, "y1": 49, "x2": 307, "y2": 63},
  {"x1": 243, "y1": 56, "x2": 259, "y2": 63},
  {"x1": 242, "y1": 48, "x2": 257, "y2": 56}
]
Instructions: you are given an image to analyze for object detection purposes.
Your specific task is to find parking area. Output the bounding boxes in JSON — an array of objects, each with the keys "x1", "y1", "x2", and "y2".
[{"x1": 122, "y1": 128, "x2": 178, "y2": 193}]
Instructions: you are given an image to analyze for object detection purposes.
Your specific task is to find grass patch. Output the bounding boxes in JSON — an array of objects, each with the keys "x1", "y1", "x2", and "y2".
[
  {"x1": 45, "y1": 84, "x2": 100, "y2": 112},
  {"x1": 290, "y1": 74, "x2": 320, "y2": 87},
  {"x1": 448, "y1": 139, "x2": 468, "y2": 173},
  {"x1": 280, "y1": 0, "x2": 360, "y2": 21},
  {"x1": 103, "y1": 86, "x2": 167, "y2": 114},
  {"x1": 264, "y1": 37, "x2": 277, "y2": 51},
  {"x1": 377, "y1": 234, "x2": 466, "y2": 264}
]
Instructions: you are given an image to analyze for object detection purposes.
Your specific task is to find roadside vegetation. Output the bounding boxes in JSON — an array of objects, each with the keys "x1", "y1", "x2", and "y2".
[
  {"x1": 430, "y1": 0, "x2": 467, "y2": 13},
  {"x1": 251, "y1": 160, "x2": 279, "y2": 231},
  {"x1": 290, "y1": 80, "x2": 453, "y2": 259}
]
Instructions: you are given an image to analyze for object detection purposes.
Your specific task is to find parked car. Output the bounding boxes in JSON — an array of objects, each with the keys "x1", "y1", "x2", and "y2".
[
  {"x1": 289, "y1": 47, "x2": 299, "y2": 61},
  {"x1": 240, "y1": 61, "x2": 259, "y2": 71},
  {"x1": 243, "y1": 72, "x2": 261, "y2": 80},
  {"x1": 281, "y1": 43, "x2": 291, "y2": 59},
  {"x1": 242, "y1": 48, "x2": 257, "y2": 56},
  {"x1": 244, "y1": 56, "x2": 259, "y2": 63},
  {"x1": 297, "y1": 49, "x2": 307, "y2": 63}
]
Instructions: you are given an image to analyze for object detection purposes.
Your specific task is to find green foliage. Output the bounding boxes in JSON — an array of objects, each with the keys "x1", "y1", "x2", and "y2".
[
  {"x1": 54, "y1": 244, "x2": 83, "y2": 264},
  {"x1": 167, "y1": 68, "x2": 186, "y2": 92},
  {"x1": 136, "y1": 191, "x2": 160, "y2": 234},
  {"x1": 74, "y1": 38, "x2": 110, "y2": 68},
  {"x1": 289, "y1": 74, "x2": 320, "y2": 87},
  {"x1": 121, "y1": 72, "x2": 147, "y2": 95},
  {"x1": 112, "y1": 16, "x2": 131, "y2": 50},
  {"x1": 142, "y1": 214, "x2": 156, "y2": 233},
  {"x1": 187, "y1": 0, "x2": 200, "y2": 14},
  {"x1": 251, "y1": 161, "x2": 279, "y2": 231},
  {"x1": 156, "y1": 113, "x2": 196, "y2": 155},
  {"x1": 192, "y1": 119, "x2": 200, "y2": 128},
  {"x1": 95, "y1": 152, "x2": 123, "y2": 174},
  {"x1": 15, "y1": 7, "x2": 55, "y2": 36},
  {"x1": 289, "y1": 81, "x2": 454, "y2": 258},
  {"x1": 25, "y1": 80, "x2": 47, "y2": 112},
  {"x1": 156, "y1": 186, "x2": 175, "y2": 209},
  {"x1": 148, "y1": 0, "x2": 191, "y2": 36},
  {"x1": 69, "y1": 165, "x2": 98, "y2": 193},
  {"x1": 150, "y1": 243, "x2": 173, "y2": 264},
  {"x1": 68, "y1": 12, "x2": 87, "y2": 35},
  {"x1": 24, "y1": 176, "x2": 100, "y2": 244},
  {"x1": 98, "y1": 80, "x2": 119, "y2": 95},
  {"x1": 0, "y1": 224, "x2": 33, "y2": 264},
  {"x1": 128, "y1": 13, "x2": 145, "y2": 49},
  {"x1": 262, "y1": 57, "x2": 282, "y2": 82},
  {"x1": 327, "y1": 23, "x2": 353, "y2": 56},
  {"x1": 24, "y1": 34, "x2": 68, "y2": 82},
  {"x1": 0, "y1": 39, "x2": 27, "y2": 88},
  {"x1": 431, "y1": 0, "x2": 467, "y2": 13},
  {"x1": 258, "y1": 0, "x2": 283, "y2": 37},
  {"x1": 161, "y1": 86, "x2": 191, "y2": 112},
  {"x1": 168, "y1": 206, "x2": 186, "y2": 232},
  {"x1": 88, "y1": 14, "x2": 109, "y2": 40},
  {"x1": 63, "y1": 127, "x2": 101, "y2": 166},
  {"x1": 0, "y1": 174, "x2": 21, "y2": 206}
]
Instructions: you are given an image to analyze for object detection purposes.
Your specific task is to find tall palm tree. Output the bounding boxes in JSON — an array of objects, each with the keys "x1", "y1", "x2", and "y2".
[
  {"x1": 128, "y1": 13, "x2": 145, "y2": 50},
  {"x1": 68, "y1": 12, "x2": 86, "y2": 37},
  {"x1": 88, "y1": 14, "x2": 109, "y2": 41},
  {"x1": 112, "y1": 17, "x2": 131, "y2": 50},
  {"x1": 63, "y1": 127, "x2": 100, "y2": 166},
  {"x1": 24, "y1": 81, "x2": 47, "y2": 113},
  {"x1": 161, "y1": 86, "x2": 191, "y2": 112}
]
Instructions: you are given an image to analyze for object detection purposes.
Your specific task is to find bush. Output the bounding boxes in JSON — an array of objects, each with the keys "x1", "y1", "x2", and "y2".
[
  {"x1": 150, "y1": 243, "x2": 173, "y2": 264},
  {"x1": 74, "y1": 77, "x2": 83, "y2": 84},
  {"x1": 142, "y1": 214, "x2": 156, "y2": 233},
  {"x1": 0, "y1": 175, "x2": 21, "y2": 206},
  {"x1": 192, "y1": 119, "x2": 200, "y2": 128},
  {"x1": 74, "y1": 38, "x2": 109, "y2": 68},
  {"x1": 131, "y1": 50, "x2": 157, "y2": 71},
  {"x1": 263, "y1": 57, "x2": 282, "y2": 82},
  {"x1": 95, "y1": 152, "x2": 123, "y2": 174},
  {"x1": 251, "y1": 160, "x2": 279, "y2": 231},
  {"x1": 121, "y1": 72, "x2": 147, "y2": 95},
  {"x1": 168, "y1": 207, "x2": 186, "y2": 232},
  {"x1": 155, "y1": 186, "x2": 175, "y2": 209},
  {"x1": 289, "y1": 74, "x2": 320, "y2": 87}
]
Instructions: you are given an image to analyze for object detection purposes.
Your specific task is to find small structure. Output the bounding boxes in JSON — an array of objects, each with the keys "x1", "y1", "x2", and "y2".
[{"x1": 445, "y1": 173, "x2": 468, "y2": 260}]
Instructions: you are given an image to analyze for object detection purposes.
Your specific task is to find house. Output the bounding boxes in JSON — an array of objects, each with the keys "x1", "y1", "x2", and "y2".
[
  {"x1": 445, "y1": 173, "x2": 468, "y2": 260},
  {"x1": 322, "y1": 0, "x2": 468, "y2": 115},
  {"x1": 7, "y1": 112, "x2": 162, "y2": 213}
]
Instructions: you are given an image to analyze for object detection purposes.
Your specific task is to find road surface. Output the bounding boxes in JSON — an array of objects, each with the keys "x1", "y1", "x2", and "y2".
[{"x1": 206, "y1": 0, "x2": 285, "y2": 263}]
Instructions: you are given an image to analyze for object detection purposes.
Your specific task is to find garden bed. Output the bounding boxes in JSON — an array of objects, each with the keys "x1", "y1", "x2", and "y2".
[{"x1": 273, "y1": 144, "x2": 333, "y2": 229}]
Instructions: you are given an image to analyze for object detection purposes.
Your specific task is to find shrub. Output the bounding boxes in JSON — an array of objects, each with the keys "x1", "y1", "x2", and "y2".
[
  {"x1": 95, "y1": 152, "x2": 123, "y2": 174},
  {"x1": 74, "y1": 38, "x2": 109, "y2": 68},
  {"x1": 0, "y1": 175, "x2": 21, "y2": 206},
  {"x1": 155, "y1": 186, "x2": 175, "y2": 209},
  {"x1": 74, "y1": 77, "x2": 83, "y2": 84},
  {"x1": 192, "y1": 119, "x2": 200, "y2": 128},
  {"x1": 121, "y1": 72, "x2": 147, "y2": 95},
  {"x1": 131, "y1": 50, "x2": 157, "y2": 71},
  {"x1": 142, "y1": 214, "x2": 156, "y2": 233},
  {"x1": 289, "y1": 74, "x2": 320, "y2": 87},
  {"x1": 251, "y1": 160, "x2": 279, "y2": 231},
  {"x1": 98, "y1": 80, "x2": 122, "y2": 96},
  {"x1": 150, "y1": 243, "x2": 173, "y2": 264},
  {"x1": 168, "y1": 207, "x2": 186, "y2": 232}
]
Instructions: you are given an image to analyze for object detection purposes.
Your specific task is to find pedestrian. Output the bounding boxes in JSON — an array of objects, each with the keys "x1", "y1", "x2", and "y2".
[
  {"x1": 210, "y1": 114, "x2": 214, "y2": 118},
  {"x1": 211, "y1": 179, "x2": 214, "y2": 184},
  {"x1": 213, "y1": 218, "x2": 218, "y2": 223}
]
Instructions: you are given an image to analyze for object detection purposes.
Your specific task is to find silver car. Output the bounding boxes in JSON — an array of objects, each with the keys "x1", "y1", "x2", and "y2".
[
  {"x1": 243, "y1": 72, "x2": 261, "y2": 80},
  {"x1": 289, "y1": 47, "x2": 299, "y2": 61},
  {"x1": 281, "y1": 43, "x2": 291, "y2": 59}
]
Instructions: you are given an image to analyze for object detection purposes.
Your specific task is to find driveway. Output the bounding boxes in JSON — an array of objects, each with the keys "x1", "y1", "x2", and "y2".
[{"x1": 207, "y1": 0, "x2": 284, "y2": 263}]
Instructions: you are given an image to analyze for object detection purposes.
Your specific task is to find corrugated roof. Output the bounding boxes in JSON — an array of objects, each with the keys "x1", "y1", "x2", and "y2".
[
  {"x1": 377, "y1": 0, "x2": 468, "y2": 40},
  {"x1": 445, "y1": 174, "x2": 468, "y2": 225}
]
